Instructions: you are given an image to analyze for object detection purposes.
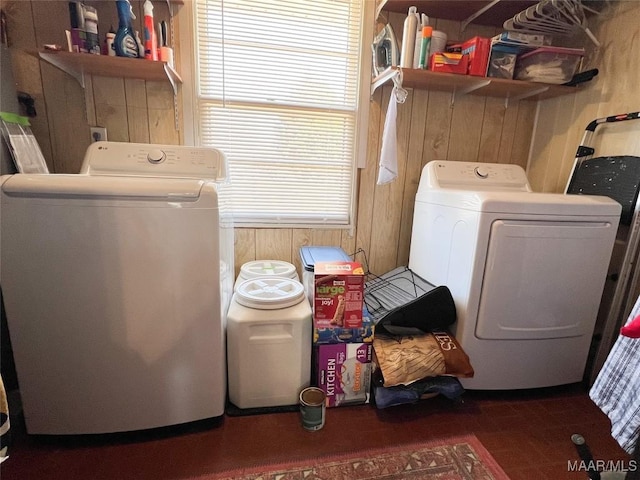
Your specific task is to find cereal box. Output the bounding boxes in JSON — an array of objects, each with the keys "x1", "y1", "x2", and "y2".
[
  {"x1": 314, "y1": 343, "x2": 372, "y2": 407},
  {"x1": 314, "y1": 261, "x2": 364, "y2": 329}
]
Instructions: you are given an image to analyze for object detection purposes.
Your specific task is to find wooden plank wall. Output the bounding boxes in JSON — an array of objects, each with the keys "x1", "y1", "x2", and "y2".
[
  {"x1": 236, "y1": 11, "x2": 538, "y2": 279},
  {"x1": 6, "y1": 1, "x2": 538, "y2": 280},
  {"x1": 3, "y1": 0, "x2": 180, "y2": 174},
  {"x1": 526, "y1": 1, "x2": 640, "y2": 374},
  {"x1": 358, "y1": 11, "x2": 537, "y2": 276},
  {"x1": 528, "y1": 1, "x2": 640, "y2": 193}
]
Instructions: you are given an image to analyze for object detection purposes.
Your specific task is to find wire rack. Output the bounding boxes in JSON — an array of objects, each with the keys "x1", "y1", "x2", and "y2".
[{"x1": 351, "y1": 249, "x2": 436, "y2": 324}]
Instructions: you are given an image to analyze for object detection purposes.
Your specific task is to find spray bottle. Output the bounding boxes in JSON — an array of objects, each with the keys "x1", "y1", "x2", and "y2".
[
  {"x1": 413, "y1": 14, "x2": 429, "y2": 68},
  {"x1": 400, "y1": 6, "x2": 419, "y2": 68},
  {"x1": 114, "y1": 0, "x2": 139, "y2": 58},
  {"x1": 143, "y1": 0, "x2": 158, "y2": 60}
]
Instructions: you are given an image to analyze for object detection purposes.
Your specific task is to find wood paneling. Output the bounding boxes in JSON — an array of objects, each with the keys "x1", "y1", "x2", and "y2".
[
  {"x1": 526, "y1": 1, "x2": 639, "y2": 378},
  {"x1": 528, "y1": 2, "x2": 639, "y2": 193}
]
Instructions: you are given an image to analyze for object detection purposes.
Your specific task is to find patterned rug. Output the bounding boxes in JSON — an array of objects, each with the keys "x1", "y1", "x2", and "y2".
[{"x1": 198, "y1": 434, "x2": 510, "y2": 480}]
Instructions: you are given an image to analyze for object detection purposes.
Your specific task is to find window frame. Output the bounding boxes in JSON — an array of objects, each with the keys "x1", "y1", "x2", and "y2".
[{"x1": 177, "y1": 0, "x2": 374, "y2": 229}]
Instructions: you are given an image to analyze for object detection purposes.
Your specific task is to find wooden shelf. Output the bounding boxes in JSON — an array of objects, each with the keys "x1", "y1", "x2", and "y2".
[
  {"x1": 34, "y1": 50, "x2": 182, "y2": 95},
  {"x1": 372, "y1": 67, "x2": 578, "y2": 103}
]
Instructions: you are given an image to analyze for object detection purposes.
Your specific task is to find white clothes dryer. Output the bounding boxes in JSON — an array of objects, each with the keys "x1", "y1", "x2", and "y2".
[
  {"x1": 409, "y1": 160, "x2": 621, "y2": 390},
  {"x1": 0, "y1": 141, "x2": 234, "y2": 434}
]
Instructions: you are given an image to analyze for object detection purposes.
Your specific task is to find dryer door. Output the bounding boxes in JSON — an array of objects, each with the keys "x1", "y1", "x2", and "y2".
[{"x1": 475, "y1": 219, "x2": 617, "y2": 340}]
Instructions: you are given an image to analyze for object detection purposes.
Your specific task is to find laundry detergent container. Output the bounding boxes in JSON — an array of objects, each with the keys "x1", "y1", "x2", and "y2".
[
  {"x1": 234, "y1": 259, "x2": 299, "y2": 291},
  {"x1": 227, "y1": 277, "x2": 312, "y2": 409},
  {"x1": 299, "y1": 246, "x2": 352, "y2": 303}
]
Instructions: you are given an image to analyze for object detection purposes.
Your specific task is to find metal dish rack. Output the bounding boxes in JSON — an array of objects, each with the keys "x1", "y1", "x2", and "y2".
[{"x1": 351, "y1": 249, "x2": 436, "y2": 324}]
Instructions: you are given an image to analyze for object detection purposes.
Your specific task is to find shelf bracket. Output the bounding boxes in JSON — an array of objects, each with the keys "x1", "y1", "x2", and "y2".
[
  {"x1": 163, "y1": 64, "x2": 180, "y2": 96},
  {"x1": 162, "y1": 64, "x2": 181, "y2": 131},
  {"x1": 451, "y1": 79, "x2": 491, "y2": 107},
  {"x1": 459, "y1": 79, "x2": 491, "y2": 96},
  {"x1": 462, "y1": 0, "x2": 501, "y2": 31},
  {"x1": 39, "y1": 51, "x2": 85, "y2": 89},
  {"x1": 375, "y1": 0, "x2": 389, "y2": 20},
  {"x1": 510, "y1": 86, "x2": 550, "y2": 105}
]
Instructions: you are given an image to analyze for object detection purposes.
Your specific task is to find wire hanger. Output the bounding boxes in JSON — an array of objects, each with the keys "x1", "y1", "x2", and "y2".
[{"x1": 504, "y1": 0, "x2": 600, "y2": 47}]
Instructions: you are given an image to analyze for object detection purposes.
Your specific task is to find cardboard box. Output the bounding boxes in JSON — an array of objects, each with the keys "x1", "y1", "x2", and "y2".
[
  {"x1": 314, "y1": 261, "x2": 364, "y2": 329},
  {"x1": 429, "y1": 53, "x2": 469, "y2": 75},
  {"x1": 493, "y1": 31, "x2": 550, "y2": 47},
  {"x1": 314, "y1": 343, "x2": 373, "y2": 407},
  {"x1": 460, "y1": 36, "x2": 490, "y2": 76},
  {"x1": 300, "y1": 246, "x2": 352, "y2": 304},
  {"x1": 313, "y1": 306, "x2": 375, "y2": 345}
]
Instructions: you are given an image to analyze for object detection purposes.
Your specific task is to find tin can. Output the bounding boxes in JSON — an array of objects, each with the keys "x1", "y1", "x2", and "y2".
[{"x1": 299, "y1": 387, "x2": 326, "y2": 431}]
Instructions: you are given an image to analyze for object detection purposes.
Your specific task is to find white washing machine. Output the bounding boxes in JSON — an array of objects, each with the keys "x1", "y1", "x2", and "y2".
[
  {"x1": 0, "y1": 141, "x2": 234, "y2": 434},
  {"x1": 409, "y1": 160, "x2": 621, "y2": 390}
]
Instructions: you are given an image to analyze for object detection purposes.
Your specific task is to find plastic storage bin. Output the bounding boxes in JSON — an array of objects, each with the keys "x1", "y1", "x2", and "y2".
[
  {"x1": 299, "y1": 246, "x2": 352, "y2": 303},
  {"x1": 233, "y1": 259, "x2": 299, "y2": 291},
  {"x1": 227, "y1": 277, "x2": 312, "y2": 409},
  {"x1": 514, "y1": 46, "x2": 584, "y2": 84}
]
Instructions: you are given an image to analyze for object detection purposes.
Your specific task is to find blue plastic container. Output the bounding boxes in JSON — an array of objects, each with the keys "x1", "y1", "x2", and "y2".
[{"x1": 299, "y1": 246, "x2": 352, "y2": 303}]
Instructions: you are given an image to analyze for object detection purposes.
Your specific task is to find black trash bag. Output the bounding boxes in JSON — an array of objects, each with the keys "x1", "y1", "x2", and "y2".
[{"x1": 374, "y1": 285, "x2": 456, "y2": 336}]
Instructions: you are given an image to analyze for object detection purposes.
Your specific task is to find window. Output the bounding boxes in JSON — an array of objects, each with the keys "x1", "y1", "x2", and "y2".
[{"x1": 184, "y1": 0, "x2": 371, "y2": 227}]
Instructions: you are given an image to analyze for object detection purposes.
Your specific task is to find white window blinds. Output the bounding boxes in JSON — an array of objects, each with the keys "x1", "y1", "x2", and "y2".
[{"x1": 193, "y1": 0, "x2": 366, "y2": 227}]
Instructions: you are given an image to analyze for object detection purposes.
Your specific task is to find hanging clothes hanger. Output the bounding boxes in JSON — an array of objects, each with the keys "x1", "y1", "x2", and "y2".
[{"x1": 504, "y1": 0, "x2": 601, "y2": 47}]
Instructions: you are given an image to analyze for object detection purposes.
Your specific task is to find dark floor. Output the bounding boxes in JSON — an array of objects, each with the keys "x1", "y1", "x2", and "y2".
[{"x1": 0, "y1": 383, "x2": 632, "y2": 480}]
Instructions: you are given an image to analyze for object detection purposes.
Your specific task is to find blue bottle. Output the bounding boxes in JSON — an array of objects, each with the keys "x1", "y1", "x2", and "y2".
[{"x1": 114, "y1": 0, "x2": 139, "y2": 58}]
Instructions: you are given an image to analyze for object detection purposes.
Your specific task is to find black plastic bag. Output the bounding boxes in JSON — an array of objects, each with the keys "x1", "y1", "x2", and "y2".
[{"x1": 374, "y1": 285, "x2": 456, "y2": 336}]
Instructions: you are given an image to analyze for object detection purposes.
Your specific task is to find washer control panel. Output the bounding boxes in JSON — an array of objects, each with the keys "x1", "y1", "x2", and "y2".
[
  {"x1": 80, "y1": 141, "x2": 227, "y2": 181},
  {"x1": 429, "y1": 161, "x2": 530, "y2": 190}
]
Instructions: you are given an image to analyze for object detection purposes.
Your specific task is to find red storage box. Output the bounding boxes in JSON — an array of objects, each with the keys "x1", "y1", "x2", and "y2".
[
  {"x1": 460, "y1": 36, "x2": 490, "y2": 76},
  {"x1": 429, "y1": 53, "x2": 468, "y2": 75}
]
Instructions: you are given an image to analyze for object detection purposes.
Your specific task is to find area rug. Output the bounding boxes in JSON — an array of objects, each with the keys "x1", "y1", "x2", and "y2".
[{"x1": 197, "y1": 434, "x2": 510, "y2": 480}]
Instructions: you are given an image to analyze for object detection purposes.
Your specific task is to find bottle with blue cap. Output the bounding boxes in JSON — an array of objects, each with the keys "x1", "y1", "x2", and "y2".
[{"x1": 114, "y1": 0, "x2": 139, "y2": 58}]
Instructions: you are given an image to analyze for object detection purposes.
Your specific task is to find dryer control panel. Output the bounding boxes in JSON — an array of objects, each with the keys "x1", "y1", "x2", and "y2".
[
  {"x1": 427, "y1": 161, "x2": 531, "y2": 191},
  {"x1": 80, "y1": 141, "x2": 227, "y2": 181}
]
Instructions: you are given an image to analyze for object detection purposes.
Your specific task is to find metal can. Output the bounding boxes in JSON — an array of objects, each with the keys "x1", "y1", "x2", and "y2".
[{"x1": 299, "y1": 387, "x2": 326, "y2": 431}]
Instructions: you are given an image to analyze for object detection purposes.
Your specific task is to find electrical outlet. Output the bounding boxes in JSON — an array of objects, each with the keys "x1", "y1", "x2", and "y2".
[{"x1": 90, "y1": 127, "x2": 107, "y2": 143}]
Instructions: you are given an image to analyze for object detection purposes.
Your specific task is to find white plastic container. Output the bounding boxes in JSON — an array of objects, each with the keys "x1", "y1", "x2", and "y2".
[
  {"x1": 227, "y1": 277, "x2": 312, "y2": 409},
  {"x1": 233, "y1": 259, "x2": 299, "y2": 291},
  {"x1": 430, "y1": 30, "x2": 447, "y2": 56}
]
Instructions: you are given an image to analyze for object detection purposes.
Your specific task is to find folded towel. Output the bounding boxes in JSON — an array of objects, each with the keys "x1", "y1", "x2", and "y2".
[{"x1": 377, "y1": 87, "x2": 399, "y2": 185}]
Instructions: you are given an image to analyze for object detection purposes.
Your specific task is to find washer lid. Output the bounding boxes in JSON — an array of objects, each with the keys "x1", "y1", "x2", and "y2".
[
  {"x1": 235, "y1": 277, "x2": 305, "y2": 310},
  {"x1": 239, "y1": 260, "x2": 297, "y2": 280},
  {"x1": 1, "y1": 174, "x2": 203, "y2": 201},
  {"x1": 417, "y1": 189, "x2": 622, "y2": 216}
]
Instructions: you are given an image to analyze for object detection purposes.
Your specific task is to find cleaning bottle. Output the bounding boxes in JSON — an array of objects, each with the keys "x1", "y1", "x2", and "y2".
[
  {"x1": 412, "y1": 14, "x2": 429, "y2": 68},
  {"x1": 105, "y1": 25, "x2": 116, "y2": 56},
  {"x1": 143, "y1": 0, "x2": 158, "y2": 60},
  {"x1": 418, "y1": 26, "x2": 432, "y2": 69},
  {"x1": 400, "y1": 6, "x2": 419, "y2": 68},
  {"x1": 114, "y1": 0, "x2": 139, "y2": 58}
]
